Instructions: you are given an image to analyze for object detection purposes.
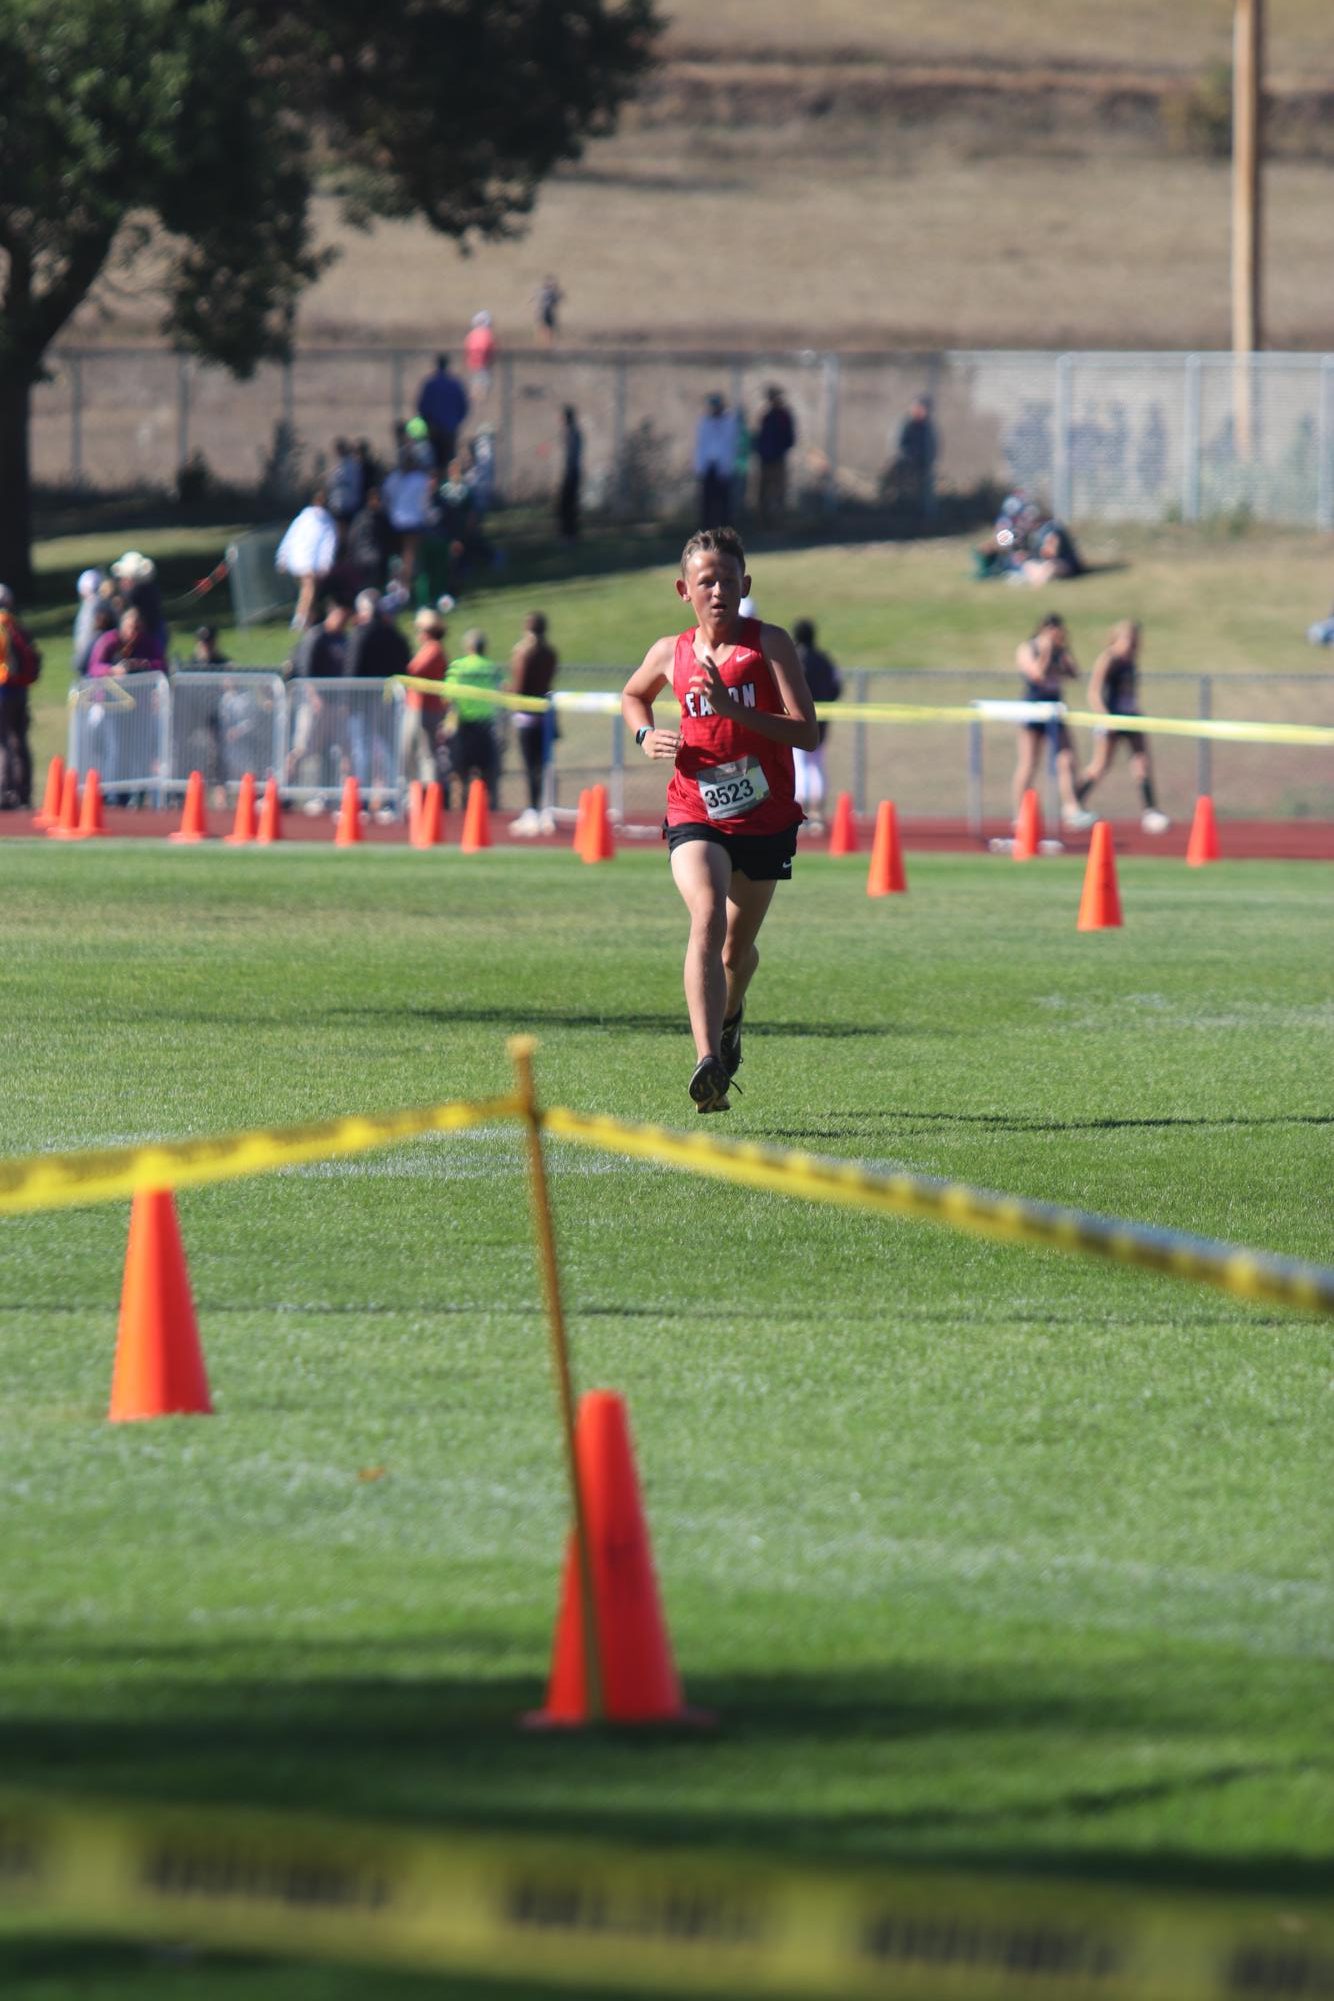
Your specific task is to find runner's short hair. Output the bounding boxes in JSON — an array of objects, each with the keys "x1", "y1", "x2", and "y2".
[{"x1": 680, "y1": 526, "x2": 746, "y2": 576}]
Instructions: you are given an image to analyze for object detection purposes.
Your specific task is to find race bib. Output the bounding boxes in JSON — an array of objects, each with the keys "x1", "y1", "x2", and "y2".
[{"x1": 697, "y1": 757, "x2": 770, "y2": 821}]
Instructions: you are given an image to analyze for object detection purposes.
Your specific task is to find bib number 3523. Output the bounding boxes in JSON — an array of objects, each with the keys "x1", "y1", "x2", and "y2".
[{"x1": 698, "y1": 757, "x2": 770, "y2": 821}]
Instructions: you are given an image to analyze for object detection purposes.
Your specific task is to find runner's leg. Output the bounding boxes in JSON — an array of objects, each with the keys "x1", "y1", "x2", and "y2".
[
  {"x1": 671, "y1": 838, "x2": 732, "y2": 1061},
  {"x1": 723, "y1": 869, "x2": 779, "y2": 1024}
]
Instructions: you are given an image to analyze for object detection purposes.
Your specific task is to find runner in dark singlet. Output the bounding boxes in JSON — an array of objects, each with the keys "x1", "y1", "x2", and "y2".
[
  {"x1": 620, "y1": 526, "x2": 818, "y2": 1115},
  {"x1": 1076, "y1": 620, "x2": 1170, "y2": 833},
  {"x1": 1012, "y1": 613, "x2": 1093, "y2": 830}
]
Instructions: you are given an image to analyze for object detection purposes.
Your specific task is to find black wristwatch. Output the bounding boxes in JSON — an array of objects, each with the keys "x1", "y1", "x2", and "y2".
[{"x1": 635, "y1": 724, "x2": 652, "y2": 747}]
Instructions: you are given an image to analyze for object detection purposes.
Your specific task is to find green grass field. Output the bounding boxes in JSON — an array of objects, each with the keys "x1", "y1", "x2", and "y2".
[{"x1": 2, "y1": 836, "x2": 1331, "y2": 1996}]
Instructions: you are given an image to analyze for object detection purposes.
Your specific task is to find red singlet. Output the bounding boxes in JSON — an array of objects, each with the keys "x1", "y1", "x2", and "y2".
[{"x1": 665, "y1": 619, "x2": 802, "y2": 835}]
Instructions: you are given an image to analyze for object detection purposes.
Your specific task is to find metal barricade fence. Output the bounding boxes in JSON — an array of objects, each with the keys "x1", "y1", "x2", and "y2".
[
  {"x1": 67, "y1": 671, "x2": 172, "y2": 806},
  {"x1": 169, "y1": 670, "x2": 286, "y2": 800},
  {"x1": 284, "y1": 678, "x2": 406, "y2": 816}
]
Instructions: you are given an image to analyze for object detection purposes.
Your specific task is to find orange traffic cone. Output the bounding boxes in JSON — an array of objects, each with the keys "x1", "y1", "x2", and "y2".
[
  {"x1": 525, "y1": 1391, "x2": 703, "y2": 1727},
  {"x1": 460, "y1": 776, "x2": 492, "y2": 852},
  {"x1": 256, "y1": 775, "x2": 282, "y2": 844},
  {"x1": 582, "y1": 783, "x2": 615, "y2": 863},
  {"x1": 169, "y1": 770, "x2": 208, "y2": 843},
  {"x1": 1186, "y1": 794, "x2": 1221, "y2": 866},
  {"x1": 1013, "y1": 788, "x2": 1041, "y2": 861},
  {"x1": 407, "y1": 778, "x2": 424, "y2": 845},
  {"x1": 1077, "y1": 821, "x2": 1123, "y2": 931},
  {"x1": 572, "y1": 788, "x2": 592, "y2": 857},
  {"x1": 224, "y1": 772, "x2": 258, "y2": 845},
  {"x1": 415, "y1": 780, "x2": 444, "y2": 848},
  {"x1": 47, "y1": 768, "x2": 81, "y2": 839},
  {"x1": 866, "y1": 800, "x2": 907, "y2": 896},
  {"x1": 34, "y1": 755, "x2": 64, "y2": 828},
  {"x1": 334, "y1": 776, "x2": 363, "y2": 846},
  {"x1": 828, "y1": 791, "x2": 857, "y2": 855},
  {"x1": 108, "y1": 1190, "x2": 213, "y2": 1422},
  {"x1": 73, "y1": 768, "x2": 107, "y2": 839}
]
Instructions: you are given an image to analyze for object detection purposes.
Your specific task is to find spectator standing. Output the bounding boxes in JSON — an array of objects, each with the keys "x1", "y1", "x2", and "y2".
[
  {"x1": 444, "y1": 627, "x2": 505, "y2": 807},
  {"x1": 464, "y1": 312, "x2": 497, "y2": 401},
  {"x1": 326, "y1": 438, "x2": 365, "y2": 534},
  {"x1": 275, "y1": 490, "x2": 338, "y2": 633},
  {"x1": 754, "y1": 386, "x2": 796, "y2": 526},
  {"x1": 557, "y1": 405, "x2": 583, "y2": 541},
  {"x1": 286, "y1": 601, "x2": 351, "y2": 809},
  {"x1": 893, "y1": 395, "x2": 938, "y2": 527},
  {"x1": 694, "y1": 394, "x2": 740, "y2": 530},
  {"x1": 110, "y1": 551, "x2": 167, "y2": 655},
  {"x1": 72, "y1": 568, "x2": 105, "y2": 677},
  {"x1": 345, "y1": 486, "x2": 395, "y2": 593},
  {"x1": 791, "y1": 618, "x2": 842, "y2": 833},
  {"x1": 401, "y1": 606, "x2": 449, "y2": 789},
  {"x1": 0, "y1": 585, "x2": 41, "y2": 809},
  {"x1": 416, "y1": 354, "x2": 469, "y2": 472},
  {"x1": 535, "y1": 275, "x2": 563, "y2": 345},
  {"x1": 508, "y1": 611, "x2": 560, "y2": 834},
  {"x1": 380, "y1": 446, "x2": 436, "y2": 594},
  {"x1": 345, "y1": 590, "x2": 410, "y2": 817},
  {"x1": 191, "y1": 624, "x2": 231, "y2": 667}
]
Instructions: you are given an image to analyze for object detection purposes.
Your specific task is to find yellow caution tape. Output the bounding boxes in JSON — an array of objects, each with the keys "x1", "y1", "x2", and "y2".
[
  {"x1": 0, "y1": 1096, "x2": 520, "y2": 1217},
  {"x1": 395, "y1": 675, "x2": 550, "y2": 714},
  {"x1": 2, "y1": 1088, "x2": 1330, "y2": 1316},
  {"x1": 540, "y1": 1110, "x2": 1334, "y2": 1318},
  {"x1": 1, "y1": 1791, "x2": 1329, "y2": 1998},
  {"x1": 395, "y1": 678, "x2": 1334, "y2": 746}
]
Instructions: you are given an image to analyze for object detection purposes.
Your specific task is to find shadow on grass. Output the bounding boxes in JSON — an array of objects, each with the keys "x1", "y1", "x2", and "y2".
[
  {"x1": 324, "y1": 1004, "x2": 898, "y2": 1041},
  {"x1": 0, "y1": 1657, "x2": 1324, "y2": 1897}
]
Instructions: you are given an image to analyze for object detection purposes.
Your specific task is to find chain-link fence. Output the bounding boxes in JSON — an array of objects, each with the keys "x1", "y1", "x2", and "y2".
[{"x1": 34, "y1": 346, "x2": 1334, "y2": 527}]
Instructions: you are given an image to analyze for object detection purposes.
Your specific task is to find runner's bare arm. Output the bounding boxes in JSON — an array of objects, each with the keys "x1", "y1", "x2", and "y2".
[
  {"x1": 621, "y1": 636, "x2": 681, "y2": 758},
  {"x1": 690, "y1": 624, "x2": 819, "y2": 750},
  {"x1": 1087, "y1": 647, "x2": 1111, "y2": 712}
]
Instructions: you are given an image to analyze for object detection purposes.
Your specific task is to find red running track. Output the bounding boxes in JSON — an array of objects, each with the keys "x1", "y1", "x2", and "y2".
[{"x1": 4, "y1": 806, "x2": 1331, "y2": 860}]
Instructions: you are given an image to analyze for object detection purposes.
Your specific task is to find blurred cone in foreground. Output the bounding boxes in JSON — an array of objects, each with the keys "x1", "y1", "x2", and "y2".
[
  {"x1": 582, "y1": 783, "x2": 615, "y2": 863},
  {"x1": 169, "y1": 770, "x2": 208, "y2": 843},
  {"x1": 525, "y1": 1390, "x2": 702, "y2": 1727},
  {"x1": 74, "y1": 768, "x2": 107, "y2": 839},
  {"x1": 224, "y1": 772, "x2": 257, "y2": 845},
  {"x1": 48, "y1": 768, "x2": 80, "y2": 839},
  {"x1": 866, "y1": 800, "x2": 907, "y2": 896},
  {"x1": 407, "y1": 778, "x2": 423, "y2": 846},
  {"x1": 34, "y1": 755, "x2": 64, "y2": 828},
  {"x1": 1186, "y1": 794, "x2": 1221, "y2": 866},
  {"x1": 828, "y1": 791, "x2": 857, "y2": 855},
  {"x1": 1013, "y1": 788, "x2": 1040, "y2": 861},
  {"x1": 415, "y1": 780, "x2": 443, "y2": 848},
  {"x1": 461, "y1": 777, "x2": 491, "y2": 852},
  {"x1": 572, "y1": 788, "x2": 591, "y2": 856},
  {"x1": 334, "y1": 776, "x2": 363, "y2": 846},
  {"x1": 1077, "y1": 820, "x2": 1123, "y2": 931},
  {"x1": 256, "y1": 775, "x2": 282, "y2": 844},
  {"x1": 108, "y1": 1191, "x2": 213, "y2": 1422}
]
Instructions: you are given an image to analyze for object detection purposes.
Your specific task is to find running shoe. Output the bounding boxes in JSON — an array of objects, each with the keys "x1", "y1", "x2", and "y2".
[
  {"x1": 720, "y1": 1003, "x2": 744, "y2": 1079},
  {"x1": 1061, "y1": 806, "x2": 1096, "y2": 830},
  {"x1": 688, "y1": 1055, "x2": 732, "y2": 1114},
  {"x1": 1141, "y1": 809, "x2": 1171, "y2": 834}
]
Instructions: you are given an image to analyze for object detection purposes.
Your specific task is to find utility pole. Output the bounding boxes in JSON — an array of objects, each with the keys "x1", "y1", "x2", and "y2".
[{"x1": 1232, "y1": 0, "x2": 1263, "y2": 456}]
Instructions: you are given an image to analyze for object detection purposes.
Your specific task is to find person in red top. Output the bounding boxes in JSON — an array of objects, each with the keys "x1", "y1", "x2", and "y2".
[
  {"x1": 401, "y1": 606, "x2": 448, "y2": 787},
  {"x1": 621, "y1": 526, "x2": 818, "y2": 1115}
]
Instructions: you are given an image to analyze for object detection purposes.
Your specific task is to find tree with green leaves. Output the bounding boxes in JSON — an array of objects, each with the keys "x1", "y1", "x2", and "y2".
[{"x1": 0, "y1": 0, "x2": 659, "y2": 596}]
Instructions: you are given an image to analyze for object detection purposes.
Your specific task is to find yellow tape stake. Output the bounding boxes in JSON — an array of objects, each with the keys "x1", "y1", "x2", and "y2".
[
  {"x1": 539, "y1": 1111, "x2": 1334, "y2": 1318},
  {"x1": 509, "y1": 1038, "x2": 604, "y2": 1723},
  {"x1": 1, "y1": 1792, "x2": 1330, "y2": 1998},
  {"x1": 0, "y1": 1097, "x2": 522, "y2": 1217}
]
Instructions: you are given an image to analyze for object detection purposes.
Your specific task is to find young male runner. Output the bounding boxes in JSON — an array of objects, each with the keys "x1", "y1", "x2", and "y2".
[{"x1": 621, "y1": 527, "x2": 818, "y2": 1115}]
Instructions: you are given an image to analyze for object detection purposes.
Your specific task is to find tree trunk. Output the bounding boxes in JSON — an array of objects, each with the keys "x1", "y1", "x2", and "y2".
[{"x1": 0, "y1": 369, "x2": 34, "y2": 603}]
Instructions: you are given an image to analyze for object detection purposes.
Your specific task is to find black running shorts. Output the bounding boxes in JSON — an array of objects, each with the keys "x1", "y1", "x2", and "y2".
[{"x1": 664, "y1": 818, "x2": 800, "y2": 882}]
